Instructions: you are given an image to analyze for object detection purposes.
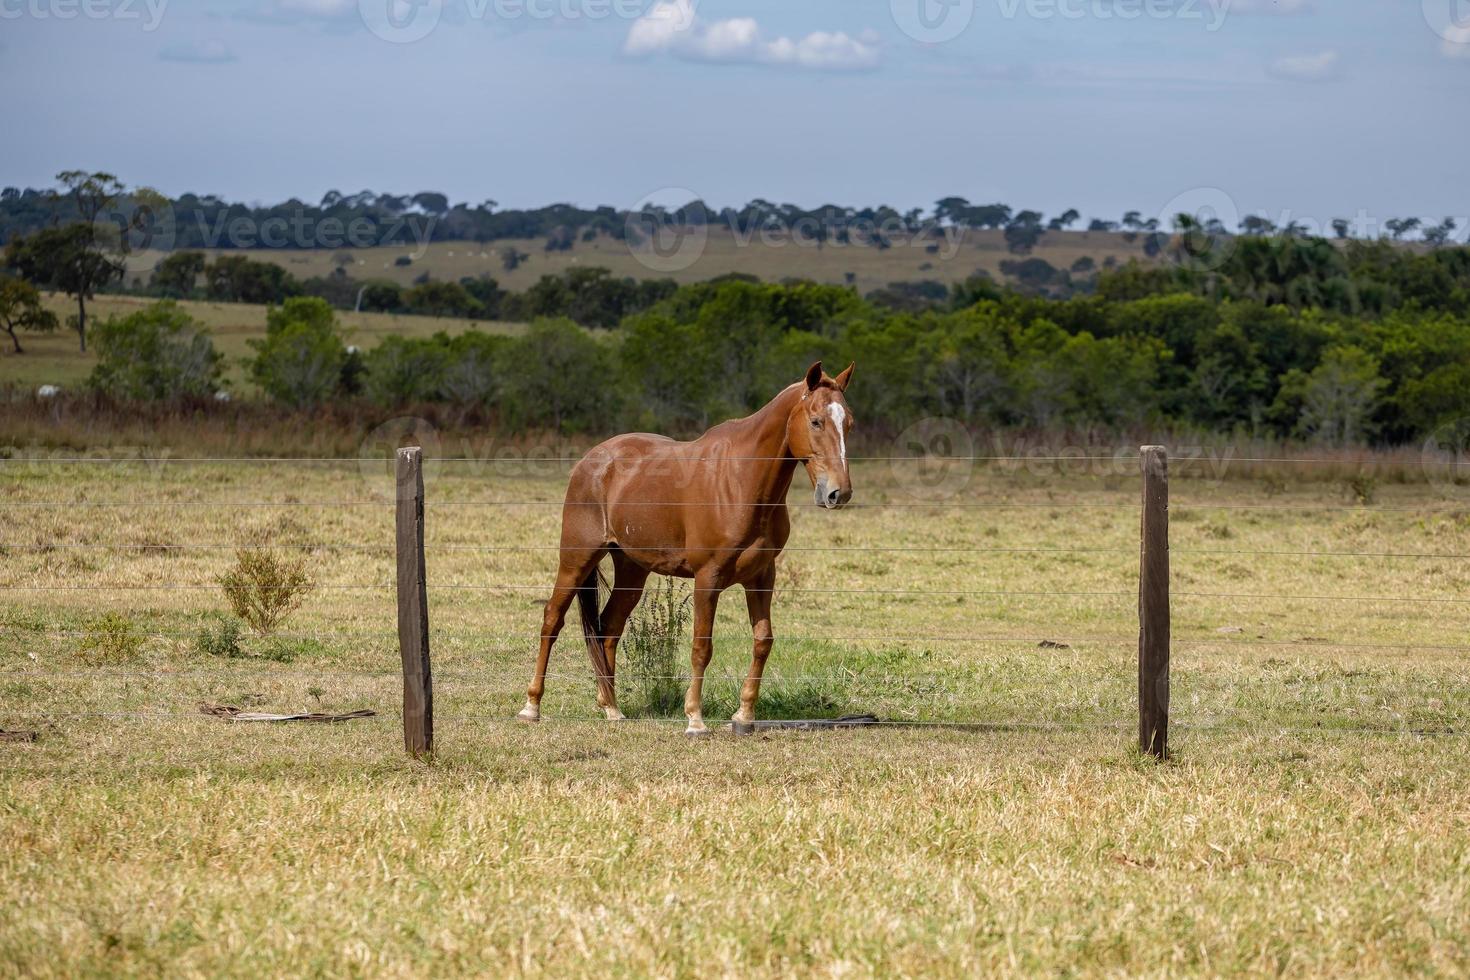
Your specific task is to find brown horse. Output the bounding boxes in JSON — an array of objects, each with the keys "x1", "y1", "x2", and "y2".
[{"x1": 518, "y1": 360, "x2": 855, "y2": 733}]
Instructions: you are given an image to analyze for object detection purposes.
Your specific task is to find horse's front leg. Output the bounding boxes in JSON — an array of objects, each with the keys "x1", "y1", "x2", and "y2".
[
  {"x1": 684, "y1": 573, "x2": 722, "y2": 735},
  {"x1": 732, "y1": 565, "x2": 776, "y2": 730}
]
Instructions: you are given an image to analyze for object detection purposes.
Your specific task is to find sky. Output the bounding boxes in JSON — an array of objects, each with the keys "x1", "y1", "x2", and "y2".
[{"x1": 1, "y1": 0, "x2": 1468, "y2": 231}]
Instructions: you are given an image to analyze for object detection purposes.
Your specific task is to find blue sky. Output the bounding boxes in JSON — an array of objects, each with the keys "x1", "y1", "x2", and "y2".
[{"x1": 2, "y1": 0, "x2": 1467, "y2": 230}]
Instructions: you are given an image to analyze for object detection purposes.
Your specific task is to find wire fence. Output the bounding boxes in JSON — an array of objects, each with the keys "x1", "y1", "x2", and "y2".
[{"x1": 3, "y1": 452, "x2": 1468, "y2": 746}]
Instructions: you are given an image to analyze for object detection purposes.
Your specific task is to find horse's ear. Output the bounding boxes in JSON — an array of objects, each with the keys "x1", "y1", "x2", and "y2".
[
  {"x1": 804, "y1": 361, "x2": 823, "y2": 391},
  {"x1": 833, "y1": 362, "x2": 854, "y2": 391}
]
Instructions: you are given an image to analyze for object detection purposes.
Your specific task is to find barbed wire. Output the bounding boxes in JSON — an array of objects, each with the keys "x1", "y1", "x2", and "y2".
[
  {"x1": 6, "y1": 582, "x2": 1468, "y2": 604},
  {"x1": 4, "y1": 454, "x2": 1466, "y2": 467},
  {"x1": 4, "y1": 540, "x2": 1468, "y2": 560},
  {"x1": 2, "y1": 711, "x2": 1463, "y2": 741},
  {"x1": 7, "y1": 624, "x2": 1470, "y2": 652}
]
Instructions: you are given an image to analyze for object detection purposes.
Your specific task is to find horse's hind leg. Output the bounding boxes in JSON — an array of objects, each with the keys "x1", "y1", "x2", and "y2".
[
  {"x1": 595, "y1": 550, "x2": 651, "y2": 721},
  {"x1": 519, "y1": 546, "x2": 605, "y2": 723}
]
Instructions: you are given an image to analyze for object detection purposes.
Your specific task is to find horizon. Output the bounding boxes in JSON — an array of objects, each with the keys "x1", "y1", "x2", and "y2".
[{"x1": 2, "y1": 0, "x2": 1467, "y2": 234}]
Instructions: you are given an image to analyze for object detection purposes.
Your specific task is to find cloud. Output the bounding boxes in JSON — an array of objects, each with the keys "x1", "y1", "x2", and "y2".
[
  {"x1": 1441, "y1": 24, "x2": 1470, "y2": 59},
  {"x1": 159, "y1": 39, "x2": 237, "y2": 63},
  {"x1": 624, "y1": 0, "x2": 880, "y2": 72},
  {"x1": 1268, "y1": 49, "x2": 1339, "y2": 81}
]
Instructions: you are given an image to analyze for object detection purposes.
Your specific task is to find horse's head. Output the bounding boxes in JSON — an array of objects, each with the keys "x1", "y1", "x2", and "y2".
[{"x1": 788, "y1": 360, "x2": 855, "y2": 510}]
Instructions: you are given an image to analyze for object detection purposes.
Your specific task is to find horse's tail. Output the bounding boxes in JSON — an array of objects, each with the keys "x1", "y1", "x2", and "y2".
[{"x1": 578, "y1": 564, "x2": 615, "y2": 707}]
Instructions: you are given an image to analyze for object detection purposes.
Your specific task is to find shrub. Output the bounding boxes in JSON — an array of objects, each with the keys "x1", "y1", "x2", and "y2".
[
  {"x1": 439, "y1": 331, "x2": 508, "y2": 406},
  {"x1": 76, "y1": 613, "x2": 143, "y2": 664},
  {"x1": 87, "y1": 302, "x2": 222, "y2": 401},
  {"x1": 621, "y1": 576, "x2": 690, "y2": 717},
  {"x1": 249, "y1": 298, "x2": 346, "y2": 407},
  {"x1": 217, "y1": 546, "x2": 313, "y2": 634},
  {"x1": 193, "y1": 615, "x2": 245, "y2": 659},
  {"x1": 362, "y1": 335, "x2": 450, "y2": 406},
  {"x1": 498, "y1": 318, "x2": 618, "y2": 431}
]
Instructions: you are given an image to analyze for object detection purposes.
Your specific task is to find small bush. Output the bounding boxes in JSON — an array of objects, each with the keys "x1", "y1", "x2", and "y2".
[
  {"x1": 621, "y1": 576, "x2": 690, "y2": 717},
  {"x1": 193, "y1": 615, "x2": 245, "y2": 659},
  {"x1": 76, "y1": 614, "x2": 143, "y2": 664},
  {"x1": 1346, "y1": 473, "x2": 1377, "y2": 505},
  {"x1": 217, "y1": 547, "x2": 313, "y2": 634}
]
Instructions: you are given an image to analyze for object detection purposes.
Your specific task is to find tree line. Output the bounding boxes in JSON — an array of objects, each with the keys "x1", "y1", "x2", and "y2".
[
  {"x1": 67, "y1": 265, "x2": 1470, "y2": 447},
  {"x1": 2, "y1": 173, "x2": 1462, "y2": 263}
]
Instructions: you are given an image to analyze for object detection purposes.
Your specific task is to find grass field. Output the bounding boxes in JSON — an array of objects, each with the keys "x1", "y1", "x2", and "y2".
[
  {"x1": 0, "y1": 293, "x2": 522, "y2": 391},
  {"x1": 122, "y1": 227, "x2": 1149, "y2": 295},
  {"x1": 3, "y1": 455, "x2": 1469, "y2": 974}
]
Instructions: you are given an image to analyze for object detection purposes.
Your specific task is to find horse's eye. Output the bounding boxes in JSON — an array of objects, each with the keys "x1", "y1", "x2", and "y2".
[{"x1": 810, "y1": 418, "x2": 822, "y2": 429}]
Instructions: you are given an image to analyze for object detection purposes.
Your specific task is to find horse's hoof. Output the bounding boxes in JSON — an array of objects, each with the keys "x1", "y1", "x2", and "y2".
[
  {"x1": 516, "y1": 703, "x2": 541, "y2": 723},
  {"x1": 604, "y1": 708, "x2": 627, "y2": 722},
  {"x1": 683, "y1": 725, "x2": 710, "y2": 737},
  {"x1": 731, "y1": 719, "x2": 756, "y2": 736}
]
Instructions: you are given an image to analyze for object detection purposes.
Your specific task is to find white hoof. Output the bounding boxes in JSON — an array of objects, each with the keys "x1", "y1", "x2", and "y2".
[
  {"x1": 684, "y1": 716, "x2": 708, "y2": 736},
  {"x1": 603, "y1": 707, "x2": 627, "y2": 721},
  {"x1": 516, "y1": 702, "x2": 541, "y2": 723}
]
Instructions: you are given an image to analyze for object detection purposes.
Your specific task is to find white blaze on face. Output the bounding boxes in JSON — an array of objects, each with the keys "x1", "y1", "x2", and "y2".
[{"x1": 827, "y1": 403, "x2": 847, "y2": 464}]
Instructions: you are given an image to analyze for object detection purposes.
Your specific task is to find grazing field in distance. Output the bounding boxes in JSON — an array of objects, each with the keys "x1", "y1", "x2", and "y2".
[
  {"x1": 2, "y1": 460, "x2": 1468, "y2": 974},
  {"x1": 1, "y1": 294, "x2": 523, "y2": 391},
  {"x1": 123, "y1": 227, "x2": 1152, "y2": 293}
]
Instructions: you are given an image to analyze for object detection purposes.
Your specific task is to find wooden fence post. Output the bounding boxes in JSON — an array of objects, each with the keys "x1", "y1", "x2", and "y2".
[
  {"x1": 1138, "y1": 445, "x2": 1170, "y2": 759},
  {"x1": 396, "y1": 447, "x2": 433, "y2": 758}
]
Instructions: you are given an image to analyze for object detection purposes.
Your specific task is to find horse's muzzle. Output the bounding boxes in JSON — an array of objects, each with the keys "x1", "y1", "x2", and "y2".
[{"x1": 814, "y1": 478, "x2": 852, "y2": 510}]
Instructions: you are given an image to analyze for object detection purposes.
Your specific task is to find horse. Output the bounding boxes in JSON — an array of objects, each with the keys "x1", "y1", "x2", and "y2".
[{"x1": 518, "y1": 360, "x2": 856, "y2": 734}]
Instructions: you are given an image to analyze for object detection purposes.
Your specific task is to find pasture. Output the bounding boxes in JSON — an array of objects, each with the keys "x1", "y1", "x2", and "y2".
[
  {"x1": 0, "y1": 294, "x2": 522, "y2": 391},
  {"x1": 121, "y1": 226, "x2": 1147, "y2": 294},
  {"x1": 3, "y1": 457, "x2": 1469, "y2": 974}
]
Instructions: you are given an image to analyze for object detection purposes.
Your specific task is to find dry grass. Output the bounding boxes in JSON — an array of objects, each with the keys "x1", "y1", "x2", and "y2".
[{"x1": 2, "y1": 459, "x2": 1469, "y2": 975}]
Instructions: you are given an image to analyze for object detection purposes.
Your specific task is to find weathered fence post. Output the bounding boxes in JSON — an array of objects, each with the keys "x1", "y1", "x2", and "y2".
[
  {"x1": 396, "y1": 446, "x2": 433, "y2": 759},
  {"x1": 1138, "y1": 445, "x2": 1170, "y2": 759}
]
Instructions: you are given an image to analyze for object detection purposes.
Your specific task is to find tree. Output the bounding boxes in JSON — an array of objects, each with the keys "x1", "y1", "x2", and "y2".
[
  {"x1": 0, "y1": 278, "x2": 59, "y2": 353},
  {"x1": 1273, "y1": 346, "x2": 1385, "y2": 446},
  {"x1": 249, "y1": 298, "x2": 347, "y2": 407},
  {"x1": 1047, "y1": 208, "x2": 1080, "y2": 231},
  {"x1": 499, "y1": 318, "x2": 616, "y2": 431},
  {"x1": 1385, "y1": 217, "x2": 1421, "y2": 241},
  {"x1": 1423, "y1": 218, "x2": 1458, "y2": 248},
  {"x1": 1239, "y1": 214, "x2": 1278, "y2": 236},
  {"x1": 1331, "y1": 218, "x2": 1351, "y2": 240},
  {"x1": 1003, "y1": 211, "x2": 1045, "y2": 255},
  {"x1": 402, "y1": 280, "x2": 483, "y2": 318},
  {"x1": 359, "y1": 280, "x2": 403, "y2": 313},
  {"x1": 151, "y1": 250, "x2": 206, "y2": 297},
  {"x1": 1089, "y1": 219, "x2": 1119, "y2": 232},
  {"x1": 4, "y1": 224, "x2": 122, "y2": 351},
  {"x1": 88, "y1": 301, "x2": 222, "y2": 400}
]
